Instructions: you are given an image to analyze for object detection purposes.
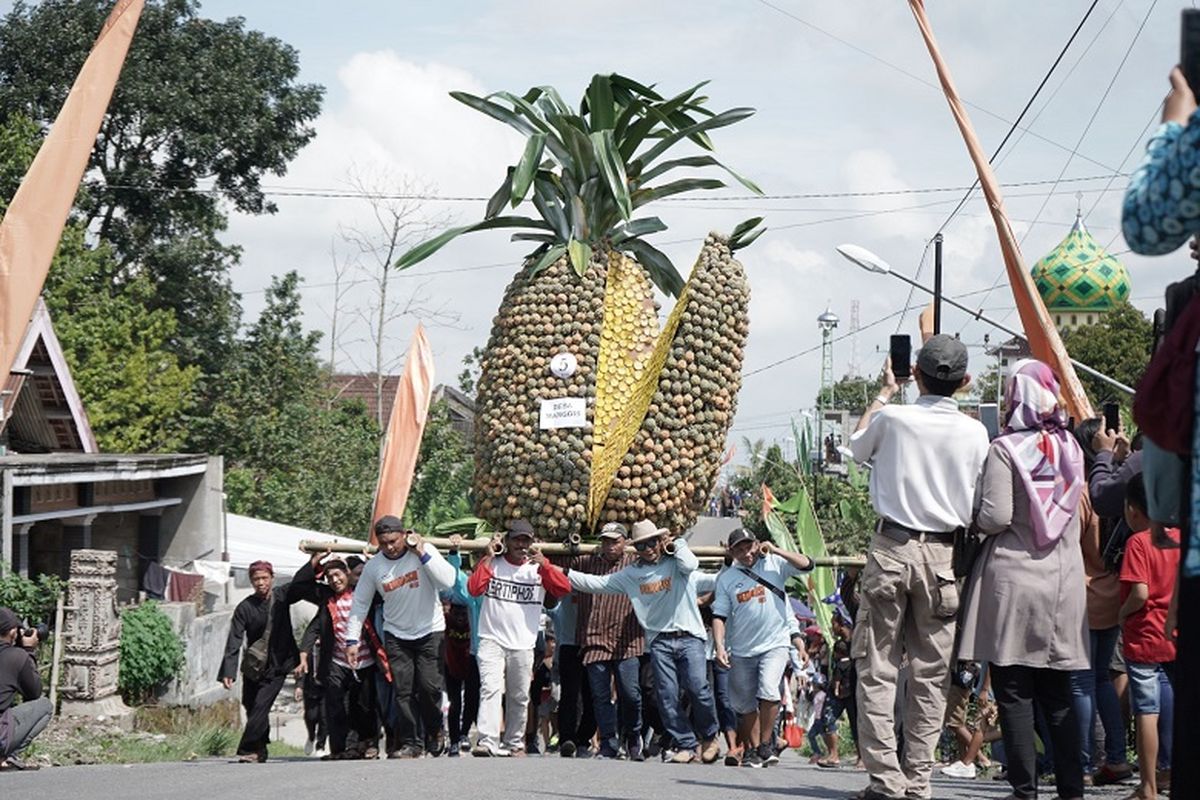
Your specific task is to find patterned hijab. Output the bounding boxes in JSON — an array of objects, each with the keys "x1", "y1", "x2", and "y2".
[{"x1": 995, "y1": 359, "x2": 1085, "y2": 550}]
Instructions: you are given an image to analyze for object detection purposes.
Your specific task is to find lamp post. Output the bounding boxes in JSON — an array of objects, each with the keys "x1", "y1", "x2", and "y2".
[{"x1": 834, "y1": 244, "x2": 1135, "y2": 396}]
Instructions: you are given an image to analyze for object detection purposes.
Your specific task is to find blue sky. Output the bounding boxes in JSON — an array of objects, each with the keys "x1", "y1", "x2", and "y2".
[{"x1": 5, "y1": 1, "x2": 1189, "y2": 458}]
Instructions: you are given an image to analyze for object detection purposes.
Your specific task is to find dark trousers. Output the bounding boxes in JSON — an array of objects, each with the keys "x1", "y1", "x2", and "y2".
[
  {"x1": 558, "y1": 645, "x2": 596, "y2": 747},
  {"x1": 301, "y1": 675, "x2": 325, "y2": 747},
  {"x1": 0, "y1": 696, "x2": 52, "y2": 758},
  {"x1": 325, "y1": 662, "x2": 379, "y2": 754},
  {"x1": 586, "y1": 656, "x2": 643, "y2": 751},
  {"x1": 991, "y1": 664, "x2": 1082, "y2": 800},
  {"x1": 237, "y1": 673, "x2": 287, "y2": 756},
  {"x1": 385, "y1": 631, "x2": 444, "y2": 750},
  {"x1": 445, "y1": 657, "x2": 480, "y2": 744}
]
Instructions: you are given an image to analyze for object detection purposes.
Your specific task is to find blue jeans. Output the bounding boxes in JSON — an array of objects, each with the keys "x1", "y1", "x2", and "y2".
[
  {"x1": 1068, "y1": 626, "x2": 1125, "y2": 769},
  {"x1": 586, "y1": 657, "x2": 642, "y2": 752},
  {"x1": 649, "y1": 633, "x2": 719, "y2": 750},
  {"x1": 710, "y1": 660, "x2": 737, "y2": 732}
]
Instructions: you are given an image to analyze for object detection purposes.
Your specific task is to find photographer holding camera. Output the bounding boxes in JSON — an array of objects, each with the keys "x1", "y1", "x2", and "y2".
[{"x1": 0, "y1": 606, "x2": 52, "y2": 771}]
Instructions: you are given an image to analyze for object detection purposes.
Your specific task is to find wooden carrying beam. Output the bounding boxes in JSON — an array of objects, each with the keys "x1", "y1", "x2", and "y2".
[{"x1": 298, "y1": 536, "x2": 866, "y2": 569}]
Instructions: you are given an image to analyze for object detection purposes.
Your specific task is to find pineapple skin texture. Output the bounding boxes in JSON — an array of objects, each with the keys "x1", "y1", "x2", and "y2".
[{"x1": 472, "y1": 236, "x2": 749, "y2": 539}]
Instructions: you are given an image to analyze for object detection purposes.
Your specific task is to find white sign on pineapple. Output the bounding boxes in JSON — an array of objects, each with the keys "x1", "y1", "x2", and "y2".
[{"x1": 539, "y1": 397, "x2": 586, "y2": 429}]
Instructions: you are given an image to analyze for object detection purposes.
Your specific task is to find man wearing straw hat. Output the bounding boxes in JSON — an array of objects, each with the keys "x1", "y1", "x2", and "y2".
[{"x1": 567, "y1": 519, "x2": 721, "y2": 764}]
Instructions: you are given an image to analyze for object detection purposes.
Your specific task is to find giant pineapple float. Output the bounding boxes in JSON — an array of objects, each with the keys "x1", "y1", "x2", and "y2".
[{"x1": 399, "y1": 75, "x2": 763, "y2": 540}]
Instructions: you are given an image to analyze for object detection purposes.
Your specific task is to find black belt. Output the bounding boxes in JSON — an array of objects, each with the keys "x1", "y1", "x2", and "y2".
[
  {"x1": 656, "y1": 630, "x2": 696, "y2": 639},
  {"x1": 878, "y1": 520, "x2": 958, "y2": 544}
]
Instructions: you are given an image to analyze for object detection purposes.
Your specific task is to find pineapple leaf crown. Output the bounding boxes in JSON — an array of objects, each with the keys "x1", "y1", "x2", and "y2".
[{"x1": 395, "y1": 74, "x2": 764, "y2": 297}]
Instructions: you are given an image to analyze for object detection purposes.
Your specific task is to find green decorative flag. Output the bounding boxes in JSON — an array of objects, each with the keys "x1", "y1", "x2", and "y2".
[{"x1": 763, "y1": 481, "x2": 835, "y2": 642}]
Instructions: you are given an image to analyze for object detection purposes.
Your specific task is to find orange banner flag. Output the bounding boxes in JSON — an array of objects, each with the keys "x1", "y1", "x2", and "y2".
[
  {"x1": 370, "y1": 324, "x2": 436, "y2": 544},
  {"x1": 761, "y1": 483, "x2": 776, "y2": 521},
  {"x1": 0, "y1": 0, "x2": 144, "y2": 387},
  {"x1": 907, "y1": 0, "x2": 1093, "y2": 422}
]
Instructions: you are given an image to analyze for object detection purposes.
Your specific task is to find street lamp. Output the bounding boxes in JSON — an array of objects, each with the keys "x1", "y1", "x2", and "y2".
[{"x1": 835, "y1": 243, "x2": 1135, "y2": 396}]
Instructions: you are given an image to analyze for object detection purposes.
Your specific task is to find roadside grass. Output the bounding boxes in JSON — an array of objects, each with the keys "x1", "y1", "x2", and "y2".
[{"x1": 26, "y1": 701, "x2": 305, "y2": 766}]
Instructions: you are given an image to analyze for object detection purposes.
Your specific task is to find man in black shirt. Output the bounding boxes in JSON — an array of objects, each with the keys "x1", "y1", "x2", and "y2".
[
  {"x1": 219, "y1": 559, "x2": 308, "y2": 762},
  {"x1": 0, "y1": 606, "x2": 51, "y2": 770}
]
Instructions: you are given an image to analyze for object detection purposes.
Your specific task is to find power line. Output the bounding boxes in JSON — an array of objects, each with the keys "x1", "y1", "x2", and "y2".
[
  {"x1": 94, "y1": 172, "x2": 1128, "y2": 205},
  {"x1": 955, "y1": 1, "x2": 1159, "y2": 337},
  {"x1": 752, "y1": 0, "x2": 1123, "y2": 175},
  {"x1": 743, "y1": 305, "x2": 918, "y2": 378},
  {"x1": 933, "y1": 0, "x2": 1102, "y2": 236}
]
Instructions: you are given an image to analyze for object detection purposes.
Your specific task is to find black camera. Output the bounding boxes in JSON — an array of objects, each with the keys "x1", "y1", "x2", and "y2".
[{"x1": 22, "y1": 622, "x2": 49, "y2": 640}]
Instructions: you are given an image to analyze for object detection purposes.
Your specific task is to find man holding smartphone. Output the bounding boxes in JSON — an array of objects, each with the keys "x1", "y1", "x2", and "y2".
[{"x1": 847, "y1": 335, "x2": 989, "y2": 800}]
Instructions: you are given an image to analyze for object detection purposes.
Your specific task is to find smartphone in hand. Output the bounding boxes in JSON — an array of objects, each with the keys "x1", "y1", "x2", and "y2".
[
  {"x1": 889, "y1": 334, "x2": 912, "y2": 380},
  {"x1": 1182, "y1": 9, "x2": 1200, "y2": 96},
  {"x1": 1103, "y1": 401, "x2": 1120, "y2": 434}
]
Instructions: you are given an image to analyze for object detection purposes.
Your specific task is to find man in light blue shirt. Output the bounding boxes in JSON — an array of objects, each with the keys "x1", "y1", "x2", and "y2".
[
  {"x1": 568, "y1": 519, "x2": 721, "y2": 764},
  {"x1": 712, "y1": 528, "x2": 812, "y2": 768}
]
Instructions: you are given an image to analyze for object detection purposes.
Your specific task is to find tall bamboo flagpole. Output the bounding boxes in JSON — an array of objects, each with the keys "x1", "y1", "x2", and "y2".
[{"x1": 907, "y1": 0, "x2": 1094, "y2": 422}]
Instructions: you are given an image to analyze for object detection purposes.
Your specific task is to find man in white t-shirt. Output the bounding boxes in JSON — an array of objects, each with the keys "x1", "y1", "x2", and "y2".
[
  {"x1": 468, "y1": 519, "x2": 571, "y2": 757},
  {"x1": 345, "y1": 515, "x2": 457, "y2": 759}
]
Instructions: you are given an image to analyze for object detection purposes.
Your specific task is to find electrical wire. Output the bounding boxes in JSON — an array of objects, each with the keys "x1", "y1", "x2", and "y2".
[
  {"x1": 752, "y1": 0, "x2": 1123, "y2": 174},
  {"x1": 932, "y1": 0, "x2": 1102, "y2": 236}
]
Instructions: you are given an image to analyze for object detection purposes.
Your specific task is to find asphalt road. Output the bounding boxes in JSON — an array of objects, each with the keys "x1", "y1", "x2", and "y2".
[{"x1": 3, "y1": 752, "x2": 1139, "y2": 800}]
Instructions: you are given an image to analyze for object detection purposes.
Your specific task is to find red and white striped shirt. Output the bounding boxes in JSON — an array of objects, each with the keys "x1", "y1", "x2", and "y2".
[{"x1": 332, "y1": 591, "x2": 374, "y2": 669}]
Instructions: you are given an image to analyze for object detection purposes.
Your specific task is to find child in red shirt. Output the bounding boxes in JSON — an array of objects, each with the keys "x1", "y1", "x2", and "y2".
[{"x1": 1119, "y1": 474, "x2": 1180, "y2": 800}]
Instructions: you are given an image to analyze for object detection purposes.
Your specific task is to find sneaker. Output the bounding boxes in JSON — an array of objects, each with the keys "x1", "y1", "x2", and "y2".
[
  {"x1": 471, "y1": 743, "x2": 512, "y2": 758},
  {"x1": 390, "y1": 745, "x2": 424, "y2": 759},
  {"x1": 700, "y1": 737, "x2": 721, "y2": 764},
  {"x1": 941, "y1": 761, "x2": 976, "y2": 779},
  {"x1": 598, "y1": 743, "x2": 621, "y2": 759},
  {"x1": 305, "y1": 738, "x2": 315, "y2": 756},
  {"x1": 759, "y1": 744, "x2": 779, "y2": 767},
  {"x1": 0, "y1": 756, "x2": 40, "y2": 772},
  {"x1": 742, "y1": 750, "x2": 764, "y2": 769},
  {"x1": 560, "y1": 740, "x2": 577, "y2": 758},
  {"x1": 627, "y1": 738, "x2": 644, "y2": 762},
  {"x1": 670, "y1": 749, "x2": 698, "y2": 764},
  {"x1": 427, "y1": 731, "x2": 447, "y2": 757},
  {"x1": 576, "y1": 744, "x2": 594, "y2": 759},
  {"x1": 448, "y1": 748, "x2": 460, "y2": 758}
]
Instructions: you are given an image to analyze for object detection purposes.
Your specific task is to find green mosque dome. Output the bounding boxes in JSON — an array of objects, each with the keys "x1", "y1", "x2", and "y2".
[{"x1": 1031, "y1": 213, "x2": 1131, "y2": 314}]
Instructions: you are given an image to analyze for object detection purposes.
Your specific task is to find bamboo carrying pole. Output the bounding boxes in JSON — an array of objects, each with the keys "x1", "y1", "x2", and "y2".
[{"x1": 297, "y1": 536, "x2": 866, "y2": 569}]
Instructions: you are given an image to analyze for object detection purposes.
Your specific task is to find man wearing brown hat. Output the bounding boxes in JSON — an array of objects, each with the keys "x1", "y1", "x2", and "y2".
[
  {"x1": 0, "y1": 607, "x2": 51, "y2": 771},
  {"x1": 846, "y1": 335, "x2": 989, "y2": 800},
  {"x1": 571, "y1": 521, "x2": 645, "y2": 759},
  {"x1": 568, "y1": 519, "x2": 721, "y2": 764}
]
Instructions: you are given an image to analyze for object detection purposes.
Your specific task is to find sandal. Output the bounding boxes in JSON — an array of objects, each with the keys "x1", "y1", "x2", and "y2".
[{"x1": 817, "y1": 757, "x2": 842, "y2": 769}]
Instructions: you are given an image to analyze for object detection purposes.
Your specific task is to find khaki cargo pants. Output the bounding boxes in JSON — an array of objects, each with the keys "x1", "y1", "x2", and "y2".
[{"x1": 852, "y1": 531, "x2": 959, "y2": 799}]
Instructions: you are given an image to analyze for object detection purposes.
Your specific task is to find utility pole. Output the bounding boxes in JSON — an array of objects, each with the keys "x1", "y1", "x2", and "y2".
[{"x1": 933, "y1": 233, "x2": 943, "y2": 335}]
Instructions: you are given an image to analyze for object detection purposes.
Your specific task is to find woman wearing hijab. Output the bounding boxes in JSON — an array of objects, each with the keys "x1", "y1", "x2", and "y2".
[{"x1": 958, "y1": 359, "x2": 1089, "y2": 800}]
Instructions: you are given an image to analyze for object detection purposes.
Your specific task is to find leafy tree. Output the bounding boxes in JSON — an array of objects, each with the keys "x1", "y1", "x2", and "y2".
[
  {"x1": 0, "y1": 0, "x2": 324, "y2": 375},
  {"x1": 207, "y1": 273, "x2": 381, "y2": 537},
  {"x1": 42, "y1": 226, "x2": 199, "y2": 452},
  {"x1": 404, "y1": 401, "x2": 473, "y2": 532},
  {"x1": 1061, "y1": 301, "x2": 1152, "y2": 410},
  {"x1": 817, "y1": 375, "x2": 884, "y2": 416},
  {"x1": 731, "y1": 441, "x2": 875, "y2": 556},
  {"x1": 0, "y1": 112, "x2": 38, "y2": 212},
  {"x1": 458, "y1": 346, "x2": 486, "y2": 397}
]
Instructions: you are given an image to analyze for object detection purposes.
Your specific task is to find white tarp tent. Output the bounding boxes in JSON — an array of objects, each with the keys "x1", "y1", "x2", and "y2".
[{"x1": 225, "y1": 513, "x2": 363, "y2": 576}]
